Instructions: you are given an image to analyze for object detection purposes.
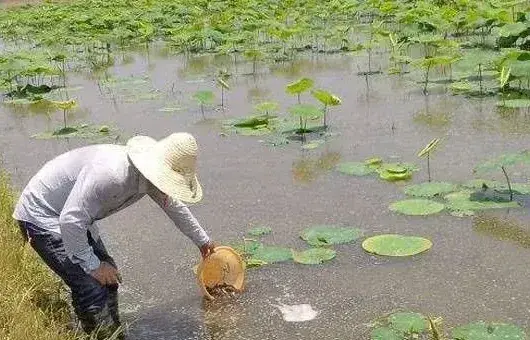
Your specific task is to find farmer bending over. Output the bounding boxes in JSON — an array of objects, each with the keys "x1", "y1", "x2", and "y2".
[{"x1": 12, "y1": 132, "x2": 215, "y2": 338}]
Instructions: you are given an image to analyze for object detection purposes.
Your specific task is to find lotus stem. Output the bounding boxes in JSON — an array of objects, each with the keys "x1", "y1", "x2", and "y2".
[
  {"x1": 200, "y1": 104, "x2": 205, "y2": 120},
  {"x1": 427, "y1": 153, "x2": 431, "y2": 182},
  {"x1": 63, "y1": 109, "x2": 67, "y2": 129},
  {"x1": 221, "y1": 87, "x2": 224, "y2": 109},
  {"x1": 501, "y1": 166, "x2": 513, "y2": 201},
  {"x1": 478, "y1": 63, "x2": 483, "y2": 95}
]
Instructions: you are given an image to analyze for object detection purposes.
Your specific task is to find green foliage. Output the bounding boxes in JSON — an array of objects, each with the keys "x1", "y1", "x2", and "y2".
[
  {"x1": 300, "y1": 226, "x2": 363, "y2": 247},
  {"x1": 292, "y1": 248, "x2": 336, "y2": 265},
  {"x1": 192, "y1": 90, "x2": 215, "y2": 105},
  {"x1": 250, "y1": 246, "x2": 293, "y2": 263},
  {"x1": 444, "y1": 190, "x2": 520, "y2": 216},
  {"x1": 418, "y1": 138, "x2": 440, "y2": 157},
  {"x1": 288, "y1": 104, "x2": 323, "y2": 118},
  {"x1": 336, "y1": 162, "x2": 376, "y2": 176},
  {"x1": 404, "y1": 182, "x2": 458, "y2": 198},
  {"x1": 389, "y1": 199, "x2": 445, "y2": 216},
  {"x1": 254, "y1": 101, "x2": 279, "y2": 116},
  {"x1": 389, "y1": 312, "x2": 428, "y2": 334},
  {"x1": 451, "y1": 321, "x2": 526, "y2": 340},
  {"x1": 311, "y1": 89, "x2": 342, "y2": 106},
  {"x1": 474, "y1": 150, "x2": 530, "y2": 173},
  {"x1": 286, "y1": 78, "x2": 314, "y2": 95},
  {"x1": 247, "y1": 227, "x2": 272, "y2": 236},
  {"x1": 362, "y1": 234, "x2": 433, "y2": 257}
]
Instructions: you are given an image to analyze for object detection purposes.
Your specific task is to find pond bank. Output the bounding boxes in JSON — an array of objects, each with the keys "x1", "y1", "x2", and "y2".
[{"x1": 0, "y1": 170, "x2": 78, "y2": 340}]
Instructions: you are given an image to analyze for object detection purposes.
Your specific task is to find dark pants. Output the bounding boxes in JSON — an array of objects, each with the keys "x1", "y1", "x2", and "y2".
[{"x1": 17, "y1": 220, "x2": 121, "y2": 335}]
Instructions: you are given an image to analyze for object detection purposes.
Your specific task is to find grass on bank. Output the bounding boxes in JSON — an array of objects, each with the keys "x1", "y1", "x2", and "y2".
[{"x1": 0, "y1": 171, "x2": 77, "y2": 340}]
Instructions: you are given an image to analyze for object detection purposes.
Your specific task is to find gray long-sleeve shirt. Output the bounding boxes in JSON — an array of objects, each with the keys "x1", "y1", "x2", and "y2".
[{"x1": 13, "y1": 144, "x2": 210, "y2": 273}]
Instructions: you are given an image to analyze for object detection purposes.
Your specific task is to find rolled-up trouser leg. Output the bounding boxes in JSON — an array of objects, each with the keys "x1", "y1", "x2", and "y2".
[{"x1": 18, "y1": 221, "x2": 121, "y2": 337}]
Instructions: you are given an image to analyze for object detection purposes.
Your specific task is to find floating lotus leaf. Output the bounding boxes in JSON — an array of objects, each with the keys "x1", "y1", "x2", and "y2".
[
  {"x1": 474, "y1": 151, "x2": 530, "y2": 173},
  {"x1": 388, "y1": 312, "x2": 428, "y2": 333},
  {"x1": 445, "y1": 190, "x2": 520, "y2": 216},
  {"x1": 389, "y1": 199, "x2": 445, "y2": 216},
  {"x1": 250, "y1": 246, "x2": 293, "y2": 263},
  {"x1": 451, "y1": 321, "x2": 526, "y2": 340},
  {"x1": 292, "y1": 248, "x2": 336, "y2": 265},
  {"x1": 379, "y1": 171, "x2": 412, "y2": 181},
  {"x1": 371, "y1": 327, "x2": 401, "y2": 340},
  {"x1": 362, "y1": 234, "x2": 433, "y2": 257},
  {"x1": 377, "y1": 163, "x2": 418, "y2": 182},
  {"x1": 496, "y1": 99, "x2": 530, "y2": 108},
  {"x1": 300, "y1": 226, "x2": 363, "y2": 247},
  {"x1": 404, "y1": 182, "x2": 458, "y2": 198},
  {"x1": 301, "y1": 140, "x2": 325, "y2": 150},
  {"x1": 247, "y1": 227, "x2": 272, "y2": 236},
  {"x1": 32, "y1": 124, "x2": 118, "y2": 141},
  {"x1": 245, "y1": 258, "x2": 268, "y2": 268},
  {"x1": 231, "y1": 240, "x2": 262, "y2": 256},
  {"x1": 336, "y1": 162, "x2": 375, "y2": 176},
  {"x1": 463, "y1": 179, "x2": 530, "y2": 195}
]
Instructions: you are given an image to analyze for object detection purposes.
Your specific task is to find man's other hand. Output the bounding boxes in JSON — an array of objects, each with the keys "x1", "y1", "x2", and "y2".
[{"x1": 90, "y1": 261, "x2": 121, "y2": 286}]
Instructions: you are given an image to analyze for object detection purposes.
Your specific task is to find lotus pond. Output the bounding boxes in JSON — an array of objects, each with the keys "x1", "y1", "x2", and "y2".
[{"x1": 1, "y1": 0, "x2": 530, "y2": 339}]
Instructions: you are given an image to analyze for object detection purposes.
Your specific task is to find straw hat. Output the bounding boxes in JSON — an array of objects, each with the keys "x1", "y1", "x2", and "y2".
[{"x1": 126, "y1": 132, "x2": 203, "y2": 204}]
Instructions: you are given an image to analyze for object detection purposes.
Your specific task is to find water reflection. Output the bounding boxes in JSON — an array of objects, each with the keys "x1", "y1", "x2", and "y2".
[
  {"x1": 292, "y1": 149, "x2": 341, "y2": 184},
  {"x1": 412, "y1": 96, "x2": 454, "y2": 130},
  {"x1": 473, "y1": 213, "x2": 530, "y2": 249}
]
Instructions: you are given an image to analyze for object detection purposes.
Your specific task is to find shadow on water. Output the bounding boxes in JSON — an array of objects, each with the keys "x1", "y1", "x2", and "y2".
[{"x1": 292, "y1": 149, "x2": 341, "y2": 184}]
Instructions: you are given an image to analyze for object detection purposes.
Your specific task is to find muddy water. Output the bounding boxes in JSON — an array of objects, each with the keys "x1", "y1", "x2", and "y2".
[{"x1": 2, "y1": 46, "x2": 530, "y2": 339}]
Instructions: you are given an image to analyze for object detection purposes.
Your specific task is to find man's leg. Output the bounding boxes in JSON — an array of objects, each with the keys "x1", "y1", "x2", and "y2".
[
  {"x1": 18, "y1": 221, "x2": 119, "y2": 338},
  {"x1": 88, "y1": 231, "x2": 121, "y2": 327}
]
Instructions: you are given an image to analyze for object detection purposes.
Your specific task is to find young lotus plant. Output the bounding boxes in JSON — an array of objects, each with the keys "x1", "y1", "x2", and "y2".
[
  {"x1": 192, "y1": 90, "x2": 215, "y2": 120},
  {"x1": 418, "y1": 138, "x2": 440, "y2": 182},
  {"x1": 311, "y1": 89, "x2": 341, "y2": 127},
  {"x1": 216, "y1": 72, "x2": 230, "y2": 109},
  {"x1": 288, "y1": 104, "x2": 323, "y2": 141},
  {"x1": 286, "y1": 77, "x2": 314, "y2": 104},
  {"x1": 52, "y1": 99, "x2": 77, "y2": 132},
  {"x1": 254, "y1": 101, "x2": 279, "y2": 117}
]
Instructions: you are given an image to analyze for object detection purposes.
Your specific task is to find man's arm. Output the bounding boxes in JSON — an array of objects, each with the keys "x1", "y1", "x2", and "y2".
[
  {"x1": 147, "y1": 184, "x2": 213, "y2": 254},
  {"x1": 59, "y1": 165, "x2": 121, "y2": 285}
]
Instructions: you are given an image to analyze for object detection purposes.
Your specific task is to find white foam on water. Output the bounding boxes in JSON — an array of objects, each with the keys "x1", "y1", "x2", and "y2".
[{"x1": 272, "y1": 303, "x2": 319, "y2": 322}]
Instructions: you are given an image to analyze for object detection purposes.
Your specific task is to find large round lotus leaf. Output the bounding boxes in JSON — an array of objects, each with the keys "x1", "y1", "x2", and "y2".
[
  {"x1": 445, "y1": 190, "x2": 520, "y2": 216},
  {"x1": 451, "y1": 321, "x2": 526, "y2": 340},
  {"x1": 300, "y1": 226, "x2": 364, "y2": 246},
  {"x1": 371, "y1": 327, "x2": 401, "y2": 340},
  {"x1": 404, "y1": 182, "x2": 458, "y2": 198},
  {"x1": 250, "y1": 246, "x2": 293, "y2": 263},
  {"x1": 362, "y1": 234, "x2": 432, "y2": 257},
  {"x1": 388, "y1": 312, "x2": 428, "y2": 333},
  {"x1": 231, "y1": 240, "x2": 263, "y2": 256},
  {"x1": 293, "y1": 248, "x2": 336, "y2": 265},
  {"x1": 336, "y1": 162, "x2": 375, "y2": 176},
  {"x1": 389, "y1": 199, "x2": 445, "y2": 216}
]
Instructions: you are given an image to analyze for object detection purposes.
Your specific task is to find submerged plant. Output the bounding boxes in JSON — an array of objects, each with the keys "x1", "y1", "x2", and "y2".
[
  {"x1": 192, "y1": 90, "x2": 215, "y2": 119},
  {"x1": 417, "y1": 138, "x2": 440, "y2": 182},
  {"x1": 52, "y1": 99, "x2": 77, "y2": 131},
  {"x1": 311, "y1": 89, "x2": 341, "y2": 127}
]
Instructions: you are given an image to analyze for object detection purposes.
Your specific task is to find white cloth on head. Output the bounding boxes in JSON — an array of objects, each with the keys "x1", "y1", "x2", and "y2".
[{"x1": 13, "y1": 144, "x2": 210, "y2": 273}]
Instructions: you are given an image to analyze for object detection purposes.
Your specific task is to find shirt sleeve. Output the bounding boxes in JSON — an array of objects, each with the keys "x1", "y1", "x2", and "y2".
[
  {"x1": 147, "y1": 185, "x2": 210, "y2": 248},
  {"x1": 59, "y1": 165, "x2": 119, "y2": 273}
]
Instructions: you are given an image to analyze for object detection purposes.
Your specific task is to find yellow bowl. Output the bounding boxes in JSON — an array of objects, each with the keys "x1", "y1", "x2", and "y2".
[{"x1": 196, "y1": 246, "x2": 246, "y2": 300}]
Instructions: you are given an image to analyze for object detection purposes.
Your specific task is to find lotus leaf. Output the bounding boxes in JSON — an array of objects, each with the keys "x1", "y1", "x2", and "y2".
[
  {"x1": 474, "y1": 151, "x2": 530, "y2": 173},
  {"x1": 288, "y1": 104, "x2": 323, "y2": 118},
  {"x1": 498, "y1": 22, "x2": 528, "y2": 38},
  {"x1": 255, "y1": 102, "x2": 279, "y2": 115},
  {"x1": 418, "y1": 138, "x2": 440, "y2": 158},
  {"x1": 388, "y1": 312, "x2": 428, "y2": 334},
  {"x1": 379, "y1": 171, "x2": 412, "y2": 181},
  {"x1": 301, "y1": 140, "x2": 325, "y2": 150},
  {"x1": 389, "y1": 199, "x2": 445, "y2": 216},
  {"x1": 311, "y1": 89, "x2": 342, "y2": 106},
  {"x1": 445, "y1": 190, "x2": 520, "y2": 216},
  {"x1": 365, "y1": 158, "x2": 383, "y2": 167},
  {"x1": 371, "y1": 327, "x2": 401, "y2": 340},
  {"x1": 451, "y1": 321, "x2": 526, "y2": 340},
  {"x1": 336, "y1": 162, "x2": 375, "y2": 176},
  {"x1": 463, "y1": 179, "x2": 530, "y2": 195},
  {"x1": 247, "y1": 227, "x2": 272, "y2": 236},
  {"x1": 245, "y1": 258, "x2": 268, "y2": 268},
  {"x1": 32, "y1": 124, "x2": 118, "y2": 141},
  {"x1": 300, "y1": 226, "x2": 363, "y2": 247},
  {"x1": 250, "y1": 246, "x2": 293, "y2": 263},
  {"x1": 404, "y1": 182, "x2": 458, "y2": 198},
  {"x1": 496, "y1": 99, "x2": 530, "y2": 108},
  {"x1": 231, "y1": 240, "x2": 262, "y2": 257},
  {"x1": 362, "y1": 234, "x2": 433, "y2": 257},
  {"x1": 292, "y1": 248, "x2": 336, "y2": 265},
  {"x1": 286, "y1": 78, "x2": 314, "y2": 95}
]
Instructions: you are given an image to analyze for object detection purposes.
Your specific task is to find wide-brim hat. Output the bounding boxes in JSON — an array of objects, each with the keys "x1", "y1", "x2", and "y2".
[{"x1": 126, "y1": 132, "x2": 203, "y2": 204}]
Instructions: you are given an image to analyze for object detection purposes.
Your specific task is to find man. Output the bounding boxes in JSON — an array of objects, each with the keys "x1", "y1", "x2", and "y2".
[{"x1": 13, "y1": 132, "x2": 215, "y2": 338}]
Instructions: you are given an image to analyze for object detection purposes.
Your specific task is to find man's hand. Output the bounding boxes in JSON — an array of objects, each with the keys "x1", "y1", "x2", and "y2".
[
  {"x1": 200, "y1": 241, "x2": 215, "y2": 259},
  {"x1": 90, "y1": 261, "x2": 122, "y2": 286}
]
